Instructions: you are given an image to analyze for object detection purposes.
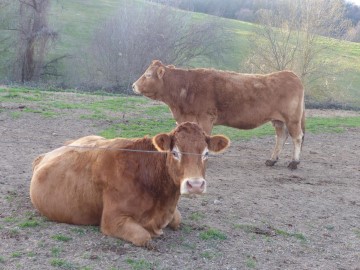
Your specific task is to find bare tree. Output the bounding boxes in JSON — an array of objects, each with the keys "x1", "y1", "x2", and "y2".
[
  {"x1": 0, "y1": 1, "x2": 12, "y2": 45},
  {"x1": 70, "y1": 4, "x2": 230, "y2": 92},
  {"x1": 12, "y1": 0, "x2": 58, "y2": 82},
  {"x1": 0, "y1": 0, "x2": 15, "y2": 79},
  {"x1": 244, "y1": 0, "x2": 351, "y2": 97},
  {"x1": 345, "y1": 21, "x2": 360, "y2": 42}
]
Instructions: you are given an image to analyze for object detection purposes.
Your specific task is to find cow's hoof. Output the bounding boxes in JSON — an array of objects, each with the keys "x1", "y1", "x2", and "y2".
[
  {"x1": 144, "y1": 241, "x2": 159, "y2": 251},
  {"x1": 287, "y1": 161, "x2": 300, "y2": 170},
  {"x1": 265, "y1": 160, "x2": 277, "y2": 166}
]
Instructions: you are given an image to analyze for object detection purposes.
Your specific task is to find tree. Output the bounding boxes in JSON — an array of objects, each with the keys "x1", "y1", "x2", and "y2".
[
  {"x1": 346, "y1": 21, "x2": 360, "y2": 42},
  {"x1": 0, "y1": 0, "x2": 15, "y2": 79},
  {"x1": 72, "y1": 4, "x2": 230, "y2": 92},
  {"x1": 12, "y1": 0, "x2": 58, "y2": 82},
  {"x1": 244, "y1": 0, "x2": 351, "y2": 98}
]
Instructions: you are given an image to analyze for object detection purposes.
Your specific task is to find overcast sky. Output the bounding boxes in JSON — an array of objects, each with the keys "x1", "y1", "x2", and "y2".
[{"x1": 348, "y1": 0, "x2": 360, "y2": 6}]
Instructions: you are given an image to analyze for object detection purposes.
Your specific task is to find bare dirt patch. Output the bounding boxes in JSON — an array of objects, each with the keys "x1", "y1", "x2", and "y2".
[{"x1": 0, "y1": 106, "x2": 359, "y2": 270}]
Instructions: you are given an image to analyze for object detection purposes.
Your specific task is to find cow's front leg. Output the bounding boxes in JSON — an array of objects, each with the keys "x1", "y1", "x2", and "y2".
[
  {"x1": 168, "y1": 207, "x2": 181, "y2": 230},
  {"x1": 101, "y1": 190, "x2": 151, "y2": 246},
  {"x1": 101, "y1": 213, "x2": 151, "y2": 247}
]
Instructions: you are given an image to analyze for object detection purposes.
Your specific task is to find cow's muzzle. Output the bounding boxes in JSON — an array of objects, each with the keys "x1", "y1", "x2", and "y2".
[
  {"x1": 181, "y1": 178, "x2": 206, "y2": 195},
  {"x1": 132, "y1": 83, "x2": 139, "y2": 94}
]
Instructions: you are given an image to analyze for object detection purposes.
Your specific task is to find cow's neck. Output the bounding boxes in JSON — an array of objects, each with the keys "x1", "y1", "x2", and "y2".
[
  {"x1": 161, "y1": 69, "x2": 190, "y2": 107},
  {"x1": 123, "y1": 138, "x2": 180, "y2": 205}
]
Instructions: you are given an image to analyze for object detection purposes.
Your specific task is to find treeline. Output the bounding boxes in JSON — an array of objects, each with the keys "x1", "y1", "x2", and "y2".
[
  {"x1": 0, "y1": 1, "x2": 229, "y2": 91},
  {"x1": 150, "y1": 0, "x2": 360, "y2": 42}
]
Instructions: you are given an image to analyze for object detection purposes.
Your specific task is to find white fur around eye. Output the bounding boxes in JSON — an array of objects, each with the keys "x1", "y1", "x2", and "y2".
[
  {"x1": 145, "y1": 72, "x2": 151, "y2": 78},
  {"x1": 171, "y1": 146, "x2": 181, "y2": 161},
  {"x1": 202, "y1": 147, "x2": 209, "y2": 161}
]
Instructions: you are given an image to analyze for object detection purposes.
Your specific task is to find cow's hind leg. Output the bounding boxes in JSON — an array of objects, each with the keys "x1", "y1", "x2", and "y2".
[
  {"x1": 266, "y1": 120, "x2": 289, "y2": 167},
  {"x1": 287, "y1": 121, "x2": 304, "y2": 170}
]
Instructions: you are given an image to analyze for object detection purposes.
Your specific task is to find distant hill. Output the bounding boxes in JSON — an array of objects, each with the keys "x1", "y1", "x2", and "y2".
[{"x1": 2, "y1": 0, "x2": 360, "y2": 105}]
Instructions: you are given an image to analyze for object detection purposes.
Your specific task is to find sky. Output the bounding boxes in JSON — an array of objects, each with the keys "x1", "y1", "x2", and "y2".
[{"x1": 348, "y1": 0, "x2": 360, "y2": 6}]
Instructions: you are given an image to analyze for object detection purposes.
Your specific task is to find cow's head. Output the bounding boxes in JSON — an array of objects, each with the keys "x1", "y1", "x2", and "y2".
[
  {"x1": 152, "y1": 122, "x2": 230, "y2": 195},
  {"x1": 132, "y1": 60, "x2": 168, "y2": 100}
]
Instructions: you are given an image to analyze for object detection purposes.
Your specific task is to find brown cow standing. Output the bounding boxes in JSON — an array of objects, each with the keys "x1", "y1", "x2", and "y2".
[
  {"x1": 30, "y1": 122, "x2": 229, "y2": 246},
  {"x1": 133, "y1": 60, "x2": 305, "y2": 169}
]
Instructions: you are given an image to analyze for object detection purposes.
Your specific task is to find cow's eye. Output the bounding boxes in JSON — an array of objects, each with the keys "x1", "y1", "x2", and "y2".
[
  {"x1": 145, "y1": 72, "x2": 151, "y2": 78},
  {"x1": 171, "y1": 150, "x2": 180, "y2": 160},
  {"x1": 202, "y1": 151, "x2": 209, "y2": 160}
]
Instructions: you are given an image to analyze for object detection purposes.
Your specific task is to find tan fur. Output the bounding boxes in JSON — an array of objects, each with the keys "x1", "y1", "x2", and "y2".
[
  {"x1": 30, "y1": 122, "x2": 229, "y2": 246},
  {"x1": 133, "y1": 60, "x2": 305, "y2": 169}
]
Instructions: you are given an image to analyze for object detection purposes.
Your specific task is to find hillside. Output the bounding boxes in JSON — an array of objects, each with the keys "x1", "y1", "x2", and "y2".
[{"x1": 1, "y1": 0, "x2": 360, "y2": 105}]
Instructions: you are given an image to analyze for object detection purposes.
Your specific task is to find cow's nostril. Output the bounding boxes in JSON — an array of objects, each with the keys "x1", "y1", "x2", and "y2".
[
  {"x1": 186, "y1": 181, "x2": 193, "y2": 189},
  {"x1": 200, "y1": 181, "x2": 205, "y2": 188}
]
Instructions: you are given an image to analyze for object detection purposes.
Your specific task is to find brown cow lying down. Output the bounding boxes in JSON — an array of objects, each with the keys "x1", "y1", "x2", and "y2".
[
  {"x1": 30, "y1": 122, "x2": 229, "y2": 246},
  {"x1": 133, "y1": 60, "x2": 305, "y2": 169}
]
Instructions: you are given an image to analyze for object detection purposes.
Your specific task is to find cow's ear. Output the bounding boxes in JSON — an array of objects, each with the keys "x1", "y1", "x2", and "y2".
[
  {"x1": 207, "y1": 135, "x2": 230, "y2": 153},
  {"x1": 152, "y1": 60, "x2": 163, "y2": 66},
  {"x1": 153, "y1": 133, "x2": 172, "y2": 152},
  {"x1": 157, "y1": 66, "x2": 166, "y2": 79}
]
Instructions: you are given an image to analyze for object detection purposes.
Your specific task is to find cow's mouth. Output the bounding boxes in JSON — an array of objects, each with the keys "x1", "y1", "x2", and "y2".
[{"x1": 132, "y1": 84, "x2": 140, "y2": 94}]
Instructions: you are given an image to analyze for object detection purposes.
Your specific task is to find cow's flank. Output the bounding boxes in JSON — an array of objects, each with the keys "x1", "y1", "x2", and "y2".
[
  {"x1": 133, "y1": 60, "x2": 305, "y2": 169},
  {"x1": 30, "y1": 122, "x2": 229, "y2": 247}
]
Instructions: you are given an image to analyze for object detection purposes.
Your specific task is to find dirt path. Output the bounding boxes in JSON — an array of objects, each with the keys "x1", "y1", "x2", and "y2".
[{"x1": 0, "y1": 109, "x2": 359, "y2": 270}]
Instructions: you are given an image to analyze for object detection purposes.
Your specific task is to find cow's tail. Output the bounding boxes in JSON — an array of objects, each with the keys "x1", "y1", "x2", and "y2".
[{"x1": 32, "y1": 154, "x2": 45, "y2": 171}]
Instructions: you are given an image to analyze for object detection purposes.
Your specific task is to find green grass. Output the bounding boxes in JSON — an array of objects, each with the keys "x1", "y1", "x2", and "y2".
[
  {"x1": 52, "y1": 234, "x2": 72, "y2": 242},
  {"x1": 305, "y1": 117, "x2": 360, "y2": 133},
  {"x1": 18, "y1": 220, "x2": 40, "y2": 228},
  {"x1": 71, "y1": 227, "x2": 86, "y2": 235},
  {"x1": 189, "y1": 212, "x2": 205, "y2": 222},
  {"x1": 144, "y1": 105, "x2": 171, "y2": 116},
  {"x1": 234, "y1": 224, "x2": 259, "y2": 233},
  {"x1": 11, "y1": 252, "x2": 22, "y2": 258},
  {"x1": 125, "y1": 258, "x2": 153, "y2": 270},
  {"x1": 1, "y1": 87, "x2": 360, "y2": 142},
  {"x1": 246, "y1": 256, "x2": 257, "y2": 268},
  {"x1": 201, "y1": 251, "x2": 218, "y2": 259},
  {"x1": 28, "y1": 252, "x2": 36, "y2": 258},
  {"x1": 275, "y1": 229, "x2": 306, "y2": 242},
  {"x1": 7, "y1": 229, "x2": 20, "y2": 239},
  {"x1": 354, "y1": 229, "x2": 360, "y2": 238},
  {"x1": 199, "y1": 228, "x2": 227, "y2": 241},
  {"x1": 181, "y1": 241, "x2": 196, "y2": 250},
  {"x1": 50, "y1": 258, "x2": 76, "y2": 269},
  {"x1": 3, "y1": 216, "x2": 18, "y2": 223},
  {"x1": 51, "y1": 247, "x2": 62, "y2": 258},
  {"x1": 181, "y1": 224, "x2": 193, "y2": 234},
  {"x1": 100, "y1": 115, "x2": 360, "y2": 141},
  {"x1": 99, "y1": 118, "x2": 177, "y2": 138}
]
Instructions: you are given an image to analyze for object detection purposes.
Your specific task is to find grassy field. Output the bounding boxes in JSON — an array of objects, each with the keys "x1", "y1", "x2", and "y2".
[
  {"x1": 0, "y1": 0, "x2": 359, "y2": 104},
  {"x1": 1, "y1": 87, "x2": 360, "y2": 141}
]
